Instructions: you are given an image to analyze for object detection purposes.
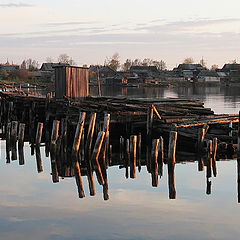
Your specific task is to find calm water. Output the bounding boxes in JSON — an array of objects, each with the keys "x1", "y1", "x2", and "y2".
[{"x1": 1, "y1": 85, "x2": 240, "y2": 240}]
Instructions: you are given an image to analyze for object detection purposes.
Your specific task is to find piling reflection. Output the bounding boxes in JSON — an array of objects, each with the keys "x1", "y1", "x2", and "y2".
[{"x1": 4, "y1": 135, "x2": 240, "y2": 203}]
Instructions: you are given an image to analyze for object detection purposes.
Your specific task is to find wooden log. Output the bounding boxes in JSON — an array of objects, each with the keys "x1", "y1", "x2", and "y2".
[
  {"x1": 212, "y1": 138, "x2": 218, "y2": 177},
  {"x1": 44, "y1": 112, "x2": 50, "y2": 157},
  {"x1": 18, "y1": 123, "x2": 25, "y2": 148},
  {"x1": 168, "y1": 131, "x2": 178, "y2": 164},
  {"x1": 147, "y1": 106, "x2": 154, "y2": 141},
  {"x1": 11, "y1": 121, "x2": 18, "y2": 161},
  {"x1": 72, "y1": 112, "x2": 86, "y2": 158},
  {"x1": 152, "y1": 104, "x2": 161, "y2": 119},
  {"x1": 91, "y1": 131, "x2": 105, "y2": 185},
  {"x1": 35, "y1": 122, "x2": 43, "y2": 146},
  {"x1": 85, "y1": 112, "x2": 97, "y2": 160},
  {"x1": 35, "y1": 146, "x2": 43, "y2": 173},
  {"x1": 151, "y1": 139, "x2": 159, "y2": 187},
  {"x1": 130, "y1": 135, "x2": 137, "y2": 179},
  {"x1": 74, "y1": 161, "x2": 85, "y2": 198}
]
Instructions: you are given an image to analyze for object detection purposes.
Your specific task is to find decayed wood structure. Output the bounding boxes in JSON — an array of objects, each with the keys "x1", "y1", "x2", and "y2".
[
  {"x1": 55, "y1": 66, "x2": 89, "y2": 99},
  {"x1": 0, "y1": 91, "x2": 239, "y2": 200}
]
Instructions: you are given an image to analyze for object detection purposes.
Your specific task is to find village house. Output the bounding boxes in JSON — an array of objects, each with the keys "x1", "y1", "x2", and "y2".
[
  {"x1": 197, "y1": 70, "x2": 221, "y2": 83},
  {"x1": 173, "y1": 64, "x2": 206, "y2": 81},
  {"x1": 34, "y1": 63, "x2": 70, "y2": 82},
  {"x1": 0, "y1": 61, "x2": 19, "y2": 74},
  {"x1": 221, "y1": 63, "x2": 240, "y2": 83},
  {"x1": 129, "y1": 66, "x2": 161, "y2": 84}
]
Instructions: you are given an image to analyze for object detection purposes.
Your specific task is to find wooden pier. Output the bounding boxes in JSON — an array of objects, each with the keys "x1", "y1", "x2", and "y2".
[{"x1": 0, "y1": 90, "x2": 239, "y2": 200}]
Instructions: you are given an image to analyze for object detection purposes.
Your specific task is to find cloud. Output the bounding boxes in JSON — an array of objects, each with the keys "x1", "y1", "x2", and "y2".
[{"x1": 0, "y1": 2, "x2": 34, "y2": 8}]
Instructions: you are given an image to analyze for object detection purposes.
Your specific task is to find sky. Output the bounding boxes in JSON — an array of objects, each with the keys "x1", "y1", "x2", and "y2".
[{"x1": 0, "y1": 0, "x2": 240, "y2": 69}]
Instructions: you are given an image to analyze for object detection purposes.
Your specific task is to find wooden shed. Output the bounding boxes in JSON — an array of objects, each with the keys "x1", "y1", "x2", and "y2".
[{"x1": 55, "y1": 65, "x2": 89, "y2": 99}]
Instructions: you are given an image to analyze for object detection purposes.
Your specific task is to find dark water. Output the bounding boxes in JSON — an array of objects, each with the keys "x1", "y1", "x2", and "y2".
[{"x1": 1, "y1": 85, "x2": 240, "y2": 240}]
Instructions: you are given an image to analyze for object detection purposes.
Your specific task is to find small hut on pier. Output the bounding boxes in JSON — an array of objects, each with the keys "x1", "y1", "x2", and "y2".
[{"x1": 54, "y1": 65, "x2": 89, "y2": 99}]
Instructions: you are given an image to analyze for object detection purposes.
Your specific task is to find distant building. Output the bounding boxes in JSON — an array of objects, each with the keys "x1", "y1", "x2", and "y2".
[
  {"x1": 38, "y1": 63, "x2": 70, "y2": 82},
  {"x1": 173, "y1": 64, "x2": 206, "y2": 80},
  {"x1": 0, "y1": 60, "x2": 19, "y2": 73},
  {"x1": 197, "y1": 70, "x2": 221, "y2": 83},
  {"x1": 221, "y1": 63, "x2": 240, "y2": 83}
]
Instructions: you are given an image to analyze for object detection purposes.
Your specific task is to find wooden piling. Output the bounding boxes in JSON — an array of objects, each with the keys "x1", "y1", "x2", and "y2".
[
  {"x1": 198, "y1": 124, "x2": 209, "y2": 154},
  {"x1": 91, "y1": 131, "x2": 105, "y2": 185},
  {"x1": 125, "y1": 138, "x2": 130, "y2": 179},
  {"x1": 74, "y1": 160, "x2": 85, "y2": 198},
  {"x1": 168, "y1": 131, "x2": 178, "y2": 164},
  {"x1": 130, "y1": 135, "x2": 137, "y2": 179},
  {"x1": 137, "y1": 133, "x2": 142, "y2": 172},
  {"x1": 18, "y1": 147, "x2": 25, "y2": 165},
  {"x1": 6, "y1": 123, "x2": 11, "y2": 163},
  {"x1": 167, "y1": 131, "x2": 177, "y2": 199},
  {"x1": 151, "y1": 139, "x2": 159, "y2": 187},
  {"x1": 11, "y1": 121, "x2": 18, "y2": 161},
  {"x1": 85, "y1": 112, "x2": 97, "y2": 159},
  {"x1": 18, "y1": 123, "x2": 25, "y2": 148},
  {"x1": 102, "y1": 113, "x2": 110, "y2": 166},
  {"x1": 206, "y1": 140, "x2": 213, "y2": 178},
  {"x1": 35, "y1": 146, "x2": 43, "y2": 173},
  {"x1": 237, "y1": 159, "x2": 240, "y2": 203},
  {"x1": 238, "y1": 111, "x2": 240, "y2": 157},
  {"x1": 206, "y1": 178, "x2": 211, "y2": 195},
  {"x1": 72, "y1": 112, "x2": 86, "y2": 159},
  {"x1": 158, "y1": 136, "x2": 164, "y2": 177},
  {"x1": 212, "y1": 138, "x2": 218, "y2": 177},
  {"x1": 35, "y1": 122, "x2": 43, "y2": 146}
]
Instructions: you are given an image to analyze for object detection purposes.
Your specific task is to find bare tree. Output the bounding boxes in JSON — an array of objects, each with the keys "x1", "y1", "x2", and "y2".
[
  {"x1": 211, "y1": 64, "x2": 219, "y2": 70},
  {"x1": 58, "y1": 53, "x2": 76, "y2": 65},
  {"x1": 229, "y1": 59, "x2": 237, "y2": 64},
  {"x1": 104, "y1": 53, "x2": 120, "y2": 70},
  {"x1": 46, "y1": 57, "x2": 54, "y2": 63},
  {"x1": 122, "y1": 59, "x2": 132, "y2": 71},
  {"x1": 200, "y1": 58, "x2": 207, "y2": 67},
  {"x1": 21, "y1": 59, "x2": 39, "y2": 71},
  {"x1": 152, "y1": 60, "x2": 167, "y2": 70},
  {"x1": 183, "y1": 57, "x2": 194, "y2": 64}
]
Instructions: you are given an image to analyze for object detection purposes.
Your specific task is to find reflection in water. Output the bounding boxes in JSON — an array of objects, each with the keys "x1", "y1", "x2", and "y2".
[{"x1": 2, "y1": 140, "x2": 240, "y2": 203}]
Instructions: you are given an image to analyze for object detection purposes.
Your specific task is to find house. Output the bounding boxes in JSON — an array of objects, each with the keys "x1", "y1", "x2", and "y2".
[
  {"x1": 197, "y1": 70, "x2": 221, "y2": 83},
  {"x1": 221, "y1": 63, "x2": 240, "y2": 83},
  {"x1": 129, "y1": 66, "x2": 161, "y2": 83},
  {"x1": 0, "y1": 61, "x2": 19, "y2": 73},
  {"x1": 173, "y1": 64, "x2": 206, "y2": 80},
  {"x1": 39, "y1": 63, "x2": 70, "y2": 81}
]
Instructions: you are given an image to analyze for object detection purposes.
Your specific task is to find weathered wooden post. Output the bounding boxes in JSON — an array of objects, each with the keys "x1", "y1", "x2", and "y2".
[
  {"x1": 50, "y1": 120, "x2": 60, "y2": 183},
  {"x1": 238, "y1": 111, "x2": 240, "y2": 157},
  {"x1": 125, "y1": 138, "x2": 130, "y2": 179},
  {"x1": 120, "y1": 136, "x2": 124, "y2": 161},
  {"x1": 6, "y1": 123, "x2": 11, "y2": 163},
  {"x1": 35, "y1": 146, "x2": 43, "y2": 173},
  {"x1": 11, "y1": 121, "x2": 18, "y2": 161},
  {"x1": 206, "y1": 140, "x2": 213, "y2": 178},
  {"x1": 85, "y1": 112, "x2": 97, "y2": 160},
  {"x1": 198, "y1": 124, "x2": 209, "y2": 154},
  {"x1": 137, "y1": 133, "x2": 142, "y2": 172},
  {"x1": 158, "y1": 136, "x2": 164, "y2": 177},
  {"x1": 102, "y1": 113, "x2": 110, "y2": 166},
  {"x1": 151, "y1": 139, "x2": 160, "y2": 187},
  {"x1": 206, "y1": 178, "x2": 211, "y2": 195},
  {"x1": 167, "y1": 131, "x2": 178, "y2": 199},
  {"x1": 35, "y1": 122, "x2": 43, "y2": 146},
  {"x1": 91, "y1": 131, "x2": 105, "y2": 185},
  {"x1": 212, "y1": 137, "x2": 218, "y2": 177},
  {"x1": 130, "y1": 135, "x2": 137, "y2": 179},
  {"x1": 72, "y1": 112, "x2": 86, "y2": 198},
  {"x1": 18, "y1": 123, "x2": 25, "y2": 148}
]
